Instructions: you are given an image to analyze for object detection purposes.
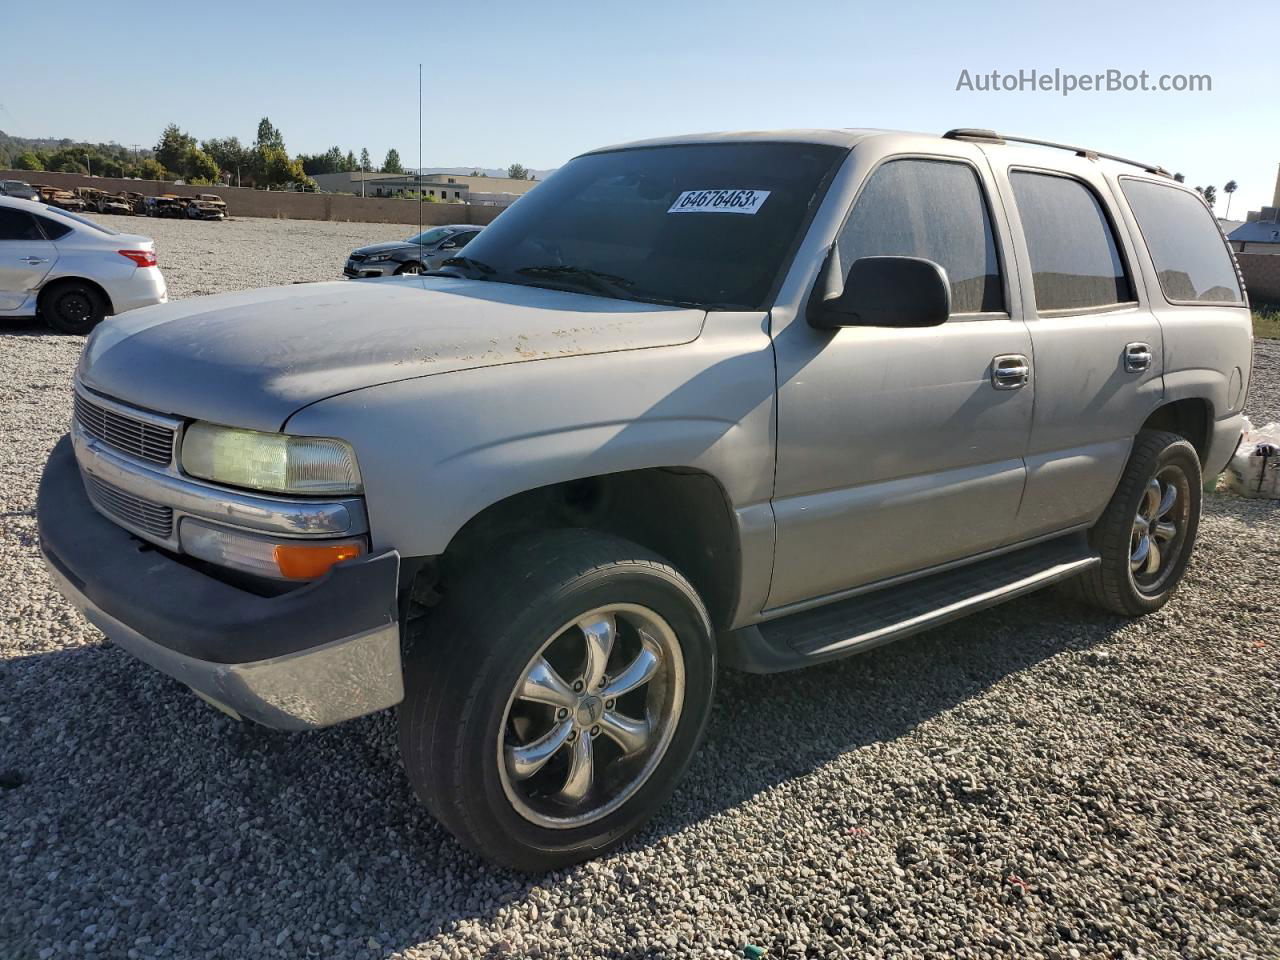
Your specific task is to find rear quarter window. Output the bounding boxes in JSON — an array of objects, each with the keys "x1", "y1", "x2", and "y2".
[{"x1": 1120, "y1": 178, "x2": 1242, "y2": 303}]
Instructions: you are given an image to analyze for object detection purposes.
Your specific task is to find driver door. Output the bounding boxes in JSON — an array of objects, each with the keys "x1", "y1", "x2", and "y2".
[{"x1": 767, "y1": 152, "x2": 1033, "y2": 610}]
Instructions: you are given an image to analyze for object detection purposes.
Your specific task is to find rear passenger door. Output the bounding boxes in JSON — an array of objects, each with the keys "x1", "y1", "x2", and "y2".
[
  {"x1": 0, "y1": 206, "x2": 58, "y2": 312},
  {"x1": 993, "y1": 162, "x2": 1163, "y2": 539}
]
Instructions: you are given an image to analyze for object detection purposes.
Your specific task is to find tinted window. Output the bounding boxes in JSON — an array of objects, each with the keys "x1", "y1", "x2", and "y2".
[
  {"x1": 456, "y1": 142, "x2": 846, "y2": 310},
  {"x1": 0, "y1": 207, "x2": 44, "y2": 241},
  {"x1": 407, "y1": 226, "x2": 455, "y2": 245},
  {"x1": 1121, "y1": 179, "x2": 1241, "y2": 303},
  {"x1": 451, "y1": 231, "x2": 477, "y2": 249},
  {"x1": 45, "y1": 207, "x2": 118, "y2": 235},
  {"x1": 34, "y1": 215, "x2": 72, "y2": 240},
  {"x1": 836, "y1": 159, "x2": 1003, "y2": 314},
  {"x1": 1011, "y1": 172, "x2": 1133, "y2": 311}
]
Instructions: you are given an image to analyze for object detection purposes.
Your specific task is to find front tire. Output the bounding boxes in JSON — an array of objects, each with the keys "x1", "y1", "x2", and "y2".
[
  {"x1": 398, "y1": 529, "x2": 715, "y2": 872},
  {"x1": 1071, "y1": 430, "x2": 1201, "y2": 617},
  {"x1": 42, "y1": 281, "x2": 107, "y2": 335},
  {"x1": 394, "y1": 261, "x2": 422, "y2": 276}
]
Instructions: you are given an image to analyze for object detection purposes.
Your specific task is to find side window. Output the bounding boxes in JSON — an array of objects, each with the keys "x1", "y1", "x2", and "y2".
[
  {"x1": 33, "y1": 215, "x2": 72, "y2": 240},
  {"x1": 1120, "y1": 178, "x2": 1242, "y2": 303},
  {"x1": 0, "y1": 207, "x2": 44, "y2": 241},
  {"x1": 1010, "y1": 171, "x2": 1134, "y2": 311},
  {"x1": 836, "y1": 158, "x2": 1004, "y2": 314},
  {"x1": 452, "y1": 231, "x2": 477, "y2": 249}
]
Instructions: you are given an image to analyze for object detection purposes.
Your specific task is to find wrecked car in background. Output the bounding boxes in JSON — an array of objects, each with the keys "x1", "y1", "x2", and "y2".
[
  {"x1": 145, "y1": 196, "x2": 184, "y2": 218},
  {"x1": 183, "y1": 194, "x2": 227, "y2": 220},
  {"x1": 35, "y1": 185, "x2": 87, "y2": 212},
  {"x1": 90, "y1": 191, "x2": 133, "y2": 216}
]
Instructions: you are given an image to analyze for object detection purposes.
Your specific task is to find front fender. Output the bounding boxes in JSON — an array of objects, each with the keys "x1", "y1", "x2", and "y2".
[{"x1": 283, "y1": 318, "x2": 775, "y2": 560}]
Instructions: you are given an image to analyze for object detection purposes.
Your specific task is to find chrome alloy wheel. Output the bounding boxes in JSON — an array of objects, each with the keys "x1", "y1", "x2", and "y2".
[
  {"x1": 1130, "y1": 464, "x2": 1190, "y2": 594},
  {"x1": 498, "y1": 603, "x2": 685, "y2": 828}
]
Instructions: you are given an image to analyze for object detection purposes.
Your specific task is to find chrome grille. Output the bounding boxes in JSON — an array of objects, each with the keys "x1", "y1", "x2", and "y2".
[
  {"x1": 74, "y1": 392, "x2": 175, "y2": 466},
  {"x1": 83, "y1": 473, "x2": 174, "y2": 539}
]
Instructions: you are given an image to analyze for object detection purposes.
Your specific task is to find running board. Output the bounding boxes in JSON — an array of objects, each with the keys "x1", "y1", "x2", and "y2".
[{"x1": 721, "y1": 534, "x2": 1099, "y2": 673}]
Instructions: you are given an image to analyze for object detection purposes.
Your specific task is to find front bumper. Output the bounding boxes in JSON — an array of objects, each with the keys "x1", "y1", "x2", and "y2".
[
  {"x1": 343, "y1": 258, "x2": 394, "y2": 278},
  {"x1": 37, "y1": 436, "x2": 404, "y2": 730}
]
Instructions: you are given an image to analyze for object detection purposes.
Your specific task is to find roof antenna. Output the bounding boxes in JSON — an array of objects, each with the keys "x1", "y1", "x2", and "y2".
[{"x1": 417, "y1": 61, "x2": 423, "y2": 267}]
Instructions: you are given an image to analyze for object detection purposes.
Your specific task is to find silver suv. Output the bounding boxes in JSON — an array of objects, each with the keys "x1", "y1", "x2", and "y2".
[{"x1": 37, "y1": 128, "x2": 1252, "y2": 871}]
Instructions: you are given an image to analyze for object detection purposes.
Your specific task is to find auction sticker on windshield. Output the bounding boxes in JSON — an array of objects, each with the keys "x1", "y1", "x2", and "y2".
[{"x1": 668, "y1": 189, "x2": 771, "y2": 214}]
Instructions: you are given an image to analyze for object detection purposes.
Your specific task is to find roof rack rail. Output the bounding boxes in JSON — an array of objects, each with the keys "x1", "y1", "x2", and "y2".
[{"x1": 942, "y1": 128, "x2": 1172, "y2": 178}]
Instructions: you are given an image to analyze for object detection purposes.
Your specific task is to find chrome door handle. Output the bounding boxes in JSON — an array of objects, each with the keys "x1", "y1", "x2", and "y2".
[
  {"x1": 991, "y1": 354, "x2": 1030, "y2": 390},
  {"x1": 1124, "y1": 342, "x2": 1153, "y2": 373},
  {"x1": 21, "y1": 256, "x2": 49, "y2": 264}
]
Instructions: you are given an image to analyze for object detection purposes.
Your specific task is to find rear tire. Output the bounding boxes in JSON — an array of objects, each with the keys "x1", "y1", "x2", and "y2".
[
  {"x1": 42, "y1": 281, "x2": 107, "y2": 335},
  {"x1": 1069, "y1": 430, "x2": 1201, "y2": 617},
  {"x1": 398, "y1": 529, "x2": 715, "y2": 872}
]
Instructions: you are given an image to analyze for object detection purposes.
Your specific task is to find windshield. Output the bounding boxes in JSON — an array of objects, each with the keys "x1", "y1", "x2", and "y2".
[
  {"x1": 46, "y1": 207, "x2": 120, "y2": 235},
  {"x1": 446, "y1": 142, "x2": 845, "y2": 309},
  {"x1": 406, "y1": 227, "x2": 456, "y2": 246}
]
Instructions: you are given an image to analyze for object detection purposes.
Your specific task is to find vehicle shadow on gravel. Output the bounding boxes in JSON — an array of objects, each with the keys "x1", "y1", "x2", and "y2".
[{"x1": 3, "y1": 584, "x2": 1129, "y2": 957}]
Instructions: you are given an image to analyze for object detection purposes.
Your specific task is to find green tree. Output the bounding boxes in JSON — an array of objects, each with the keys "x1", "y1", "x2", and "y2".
[
  {"x1": 344, "y1": 150, "x2": 357, "y2": 172},
  {"x1": 1223, "y1": 180, "x2": 1238, "y2": 218},
  {"x1": 255, "y1": 117, "x2": 285, "y2": 151},
  {"x1": 258, "y1": 145, "x2": 315, "y2": 190},
  {"x1": 359, "y1": 147, "x2": 371, "y2": 171},
  {"x1": 202, "y1": 136, "x2": 248, "y2": 178},
  {"x1": 184, "y1": 147, "x2": 220, "y2": 184},
  {"x1": 382, "y1": 148, "x2": 403, "y2": 174},
  {"x1": 137, "y1": 157, "x2": 165, "y2": 181},
  {"x1": 1202, "y1": 185, "x2": 1217, "y2": 208},
  {"x1": 1173, "y1": 172, "x2": 1185, "y2": 183},
  {"x1": 155, "y1": 123, "x2": 197, "y2": 178},
  {"x1": 14, "y1": 151, "x2": 46, "y2": 171},
  {"x1": 506, "y1": 163, "x2": 529, "y2": 180}
]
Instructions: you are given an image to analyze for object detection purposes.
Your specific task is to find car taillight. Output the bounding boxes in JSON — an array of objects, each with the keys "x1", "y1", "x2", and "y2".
[{"x1": 118, "y1": 250, "x2": 157, "y2": 268}]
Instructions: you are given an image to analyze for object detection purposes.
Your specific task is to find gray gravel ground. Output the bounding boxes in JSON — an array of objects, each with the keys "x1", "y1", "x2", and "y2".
[{"x1": 2, "y1": 215, "x2": 1278, "y2": 959}]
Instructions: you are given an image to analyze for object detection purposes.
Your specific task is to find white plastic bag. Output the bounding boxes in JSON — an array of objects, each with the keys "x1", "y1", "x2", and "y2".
[{"x1": 1226, "y1": 418, "x2": 1280, "y2": 499}]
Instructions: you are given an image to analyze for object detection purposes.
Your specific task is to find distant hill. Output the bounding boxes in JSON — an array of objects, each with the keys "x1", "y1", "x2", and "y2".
[{"x1": 414, "y1": 166, "x2": 558, "y2": 181}]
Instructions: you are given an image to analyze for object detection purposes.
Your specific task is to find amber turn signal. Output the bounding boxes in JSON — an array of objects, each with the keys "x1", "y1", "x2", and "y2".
[{"x1": 273, "y1": 541, "x2": 364, "y2": 579}]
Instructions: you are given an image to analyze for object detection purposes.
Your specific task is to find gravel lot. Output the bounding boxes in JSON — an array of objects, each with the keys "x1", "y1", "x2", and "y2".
[{"x1": 2, "y1": 216, "x2": 1278, "y2": 959}]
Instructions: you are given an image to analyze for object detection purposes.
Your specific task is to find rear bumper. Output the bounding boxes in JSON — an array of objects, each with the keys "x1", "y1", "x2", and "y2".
[
  {"x1": 104, "y1": 267, "x2": 168, "y2": 314},
  {"x1": 1206, "y1": 412, "x2": 1246, "y2": 476},
  {"x1": 37, "y1": 436, "x2": 403, "y2": 730}
]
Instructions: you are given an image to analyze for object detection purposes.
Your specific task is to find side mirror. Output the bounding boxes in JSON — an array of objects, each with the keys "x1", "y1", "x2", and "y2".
[
  {"x1": 439, "y1": 239, "x2": 458, "y2": 250},
  {"x1": 809, "y1": 254, "x2": 951, "y2": 329}
]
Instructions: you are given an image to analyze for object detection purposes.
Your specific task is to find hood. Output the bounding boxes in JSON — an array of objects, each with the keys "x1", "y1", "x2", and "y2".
[
  {"x1": 79, "y1": 277, "x2": 705, "y2": 432},
  {"x1": 353, "y1": 240, "x2": 418, "y2": 256}
]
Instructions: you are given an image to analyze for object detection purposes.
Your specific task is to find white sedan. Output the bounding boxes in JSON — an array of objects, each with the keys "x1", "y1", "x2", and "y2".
[{"x1": 0, "y1": 196, "x2": 167, "y2": 334}]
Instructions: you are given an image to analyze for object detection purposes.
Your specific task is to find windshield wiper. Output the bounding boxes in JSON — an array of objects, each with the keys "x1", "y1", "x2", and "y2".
[
  {"x1": 513, "y1": 264, "x2": 636, "y2": 297},
  {"x1": 429, "y1": 256, "x2": 496, "y2": 278}
]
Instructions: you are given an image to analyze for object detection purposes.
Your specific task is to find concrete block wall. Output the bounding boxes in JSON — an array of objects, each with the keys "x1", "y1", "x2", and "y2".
[
  {"x1": 1240, "y1": 253, "x2": 1280, "y2": 305},
  {"x1": 0, "y1": 170, "x2": 505, "y2": 227}
]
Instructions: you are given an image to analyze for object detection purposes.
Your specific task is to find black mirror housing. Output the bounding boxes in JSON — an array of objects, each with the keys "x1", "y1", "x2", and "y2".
[{"x1": 809, "y1": 255, "x2": 951, "y2": 329}]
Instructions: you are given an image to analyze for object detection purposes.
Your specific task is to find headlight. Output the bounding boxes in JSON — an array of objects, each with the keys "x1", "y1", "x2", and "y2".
[
  {"x1": 181, "y1": 422, "x2": 362, "y2": 495},
  {"x1": 365, "y1": 251, "x2": 400, "y2": 262}
]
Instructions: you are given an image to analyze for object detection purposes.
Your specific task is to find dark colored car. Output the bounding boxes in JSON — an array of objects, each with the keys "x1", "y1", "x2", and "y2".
[
  {"x1": 344, "y1": 224, "x2": 482, "y2": 278},
  {"x1": 0, "y1": 179, "x2": 40, "y2": 201}
]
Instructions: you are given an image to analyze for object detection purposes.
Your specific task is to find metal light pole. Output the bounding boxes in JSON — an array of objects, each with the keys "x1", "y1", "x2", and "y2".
[{"x1": 85, "y1": 155, "x2": 92, "y2": 177}]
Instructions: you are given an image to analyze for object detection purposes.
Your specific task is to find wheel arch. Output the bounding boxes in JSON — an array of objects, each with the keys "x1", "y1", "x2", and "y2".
[
  {"x1": 1139, "y1": 398, "x2": 1212, "y2": 466},
  {"x1": 430, "y1": 466, "x2": 743, "y2": 631},
  {"x1": 38, "y1": 275, "x2": 115, "y2": 317}
]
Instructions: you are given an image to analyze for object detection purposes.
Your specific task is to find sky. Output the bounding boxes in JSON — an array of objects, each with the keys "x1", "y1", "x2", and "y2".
[{"x1": 5, "y1": 0, "x2": 1278, "y2": 216}]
